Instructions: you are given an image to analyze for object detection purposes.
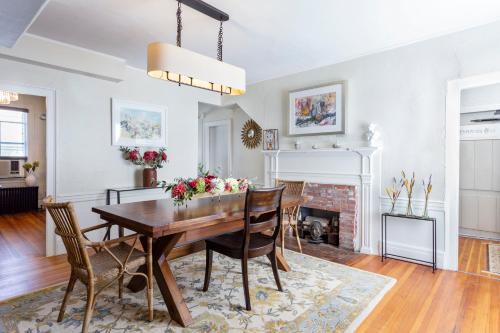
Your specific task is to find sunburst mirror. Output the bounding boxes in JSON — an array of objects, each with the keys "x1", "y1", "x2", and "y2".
[{"x1": 241, "y1": 119, "x2": 262, "y2": 149}]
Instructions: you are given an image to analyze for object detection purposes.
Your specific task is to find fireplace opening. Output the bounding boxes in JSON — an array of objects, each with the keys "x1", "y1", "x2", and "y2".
[{"x1": 297, "y1": 207, "x2": 340, "y2": 246}]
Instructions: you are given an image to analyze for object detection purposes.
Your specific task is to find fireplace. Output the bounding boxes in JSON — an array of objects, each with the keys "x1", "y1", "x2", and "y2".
[
  {"x1": 300, "y1": 183, "x2": 358, "y2": 251},
  {"x1": 297, "y1": 207, "x2": 340, "y2": 245}
]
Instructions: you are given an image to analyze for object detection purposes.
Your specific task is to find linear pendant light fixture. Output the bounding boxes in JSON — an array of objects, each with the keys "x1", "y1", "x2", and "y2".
[{"x1": 147, "y1": 0, "x2": 246, "y2": 95}]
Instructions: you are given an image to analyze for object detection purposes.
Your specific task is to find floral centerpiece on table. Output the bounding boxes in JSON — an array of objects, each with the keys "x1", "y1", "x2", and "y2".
[
  {"x1": 119, "y1": 146, "x2": 167, "y2": 187},
  {"x1": 160, "y1": 173, "x2": 252, "y2": 206}
]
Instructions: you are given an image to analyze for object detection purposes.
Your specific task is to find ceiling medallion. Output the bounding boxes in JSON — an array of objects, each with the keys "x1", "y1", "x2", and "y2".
[
  {"x1": 0, "y1": 90, "x2": 19, "y2": 105},
  {"x1": 147, "y1": 0, "x2": 246, "y2": 96},
  {"x1": 241, "y1": 119, "x2": 262, "y2": 149}
]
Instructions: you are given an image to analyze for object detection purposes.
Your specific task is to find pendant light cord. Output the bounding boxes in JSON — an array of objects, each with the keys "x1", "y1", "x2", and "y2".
[
  {"x1": 217, "y1": 21, "x2": 223, "y2": 61},
  {"x1": 176, "y1": 1, "x2": 182, "y2": 47}
]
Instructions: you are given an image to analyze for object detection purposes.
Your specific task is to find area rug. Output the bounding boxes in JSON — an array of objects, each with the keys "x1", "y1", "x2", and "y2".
[
  {"x1": 0, "y1": 250, "x2": 395, "y2": 332},
  {"x1": 487, "y1": 243, "x2": 500, "y2": 275}
]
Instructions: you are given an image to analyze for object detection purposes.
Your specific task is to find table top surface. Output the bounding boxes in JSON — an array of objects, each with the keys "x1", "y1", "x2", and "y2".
[
  {"x1": 382, "y1": 212, "x2": 436, "y2": 221},
  {"x1": 93, "y1": 193, "x2": 306, "y2": 236},
  {"x1": 107, "y1": 186, "x2": 163, "y2": 192}
]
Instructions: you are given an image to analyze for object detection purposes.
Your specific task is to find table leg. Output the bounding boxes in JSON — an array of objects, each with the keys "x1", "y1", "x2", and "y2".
[
  {"x1": 128, "y1": 233, "x2": 193, "y2": 327},
  {"x1": 381, "y1": 215, "x2": 384, "y2": 262},
  {"x1": 276, "y1": 251, "x2": 291, "y2": 272}
]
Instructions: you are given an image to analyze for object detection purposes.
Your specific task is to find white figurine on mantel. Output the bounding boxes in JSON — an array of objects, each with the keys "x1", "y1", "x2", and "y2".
[{"x1": 366, "y1": 123, "x2": 381, "y2": 147}]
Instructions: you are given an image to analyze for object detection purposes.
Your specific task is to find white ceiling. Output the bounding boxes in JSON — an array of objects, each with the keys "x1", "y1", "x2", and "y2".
[
  {"x1": 0, "y1": 0, "x2": 47, "y2": 47},
  {"x1": 25, "y1": 0, "x2": 500, "y2": 83}
]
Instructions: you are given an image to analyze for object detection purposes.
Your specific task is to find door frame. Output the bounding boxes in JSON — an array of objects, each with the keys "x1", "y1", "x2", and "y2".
[
  {"x1": 0, "y1": 82, "x2": 57, "y2": 256},
  {"x1": 445, "y1": 70, "x2": 500, "y2": 270},
  {"x1": 202, "y1": 119, "x2": 232, "y2": 177}
]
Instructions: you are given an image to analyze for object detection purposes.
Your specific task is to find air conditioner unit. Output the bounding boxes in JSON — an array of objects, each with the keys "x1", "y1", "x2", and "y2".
[{"x1": 0, "y1": 160, "x2": 24, "y2": 178}]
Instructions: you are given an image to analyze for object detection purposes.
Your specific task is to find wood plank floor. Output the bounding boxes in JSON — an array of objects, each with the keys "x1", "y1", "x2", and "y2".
[
  {"x1": 0, "y1": 214, "x2": 499, "y2": 332},
  {"x1": 0, "y1": 211, "x2": 45, "y2": 263},
  {"x1": 459, "y1": 235, "x2": 500, "y2": 279}
]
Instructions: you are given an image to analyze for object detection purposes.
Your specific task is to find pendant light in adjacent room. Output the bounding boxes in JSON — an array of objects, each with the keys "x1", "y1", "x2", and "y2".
[
  {"x1": 147, "y1": 0, "x2": 246, "y2": 95},
  {"x1": 0, "y1": 90, "x2": 19, "y2": 105}
]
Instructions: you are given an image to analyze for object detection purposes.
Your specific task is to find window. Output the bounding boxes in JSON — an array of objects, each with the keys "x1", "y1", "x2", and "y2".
[{"x1": 0, "y1": 108, "x2": 27, "y2": 158}]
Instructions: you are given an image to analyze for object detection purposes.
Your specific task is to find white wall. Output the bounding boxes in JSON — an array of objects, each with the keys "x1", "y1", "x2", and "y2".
[
  {"x1": 0, "y1": 36, "x2": 220, "y2": 255},
  {"x1": 199, "y1": 105, "x2": 264, "y2": 184},
  {"x1": 223, "y1": 20, "x2": 500, "y2": 266}
]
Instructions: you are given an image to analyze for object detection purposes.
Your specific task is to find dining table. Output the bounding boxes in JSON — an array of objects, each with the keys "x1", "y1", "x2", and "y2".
[{"x1": 92, "y1": 193, "x2": 306, "y2": 327}]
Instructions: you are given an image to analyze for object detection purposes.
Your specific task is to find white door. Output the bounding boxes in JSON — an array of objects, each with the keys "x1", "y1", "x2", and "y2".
[{"x1": 203, "y1": 120, "x2": 231, "y2": 178}]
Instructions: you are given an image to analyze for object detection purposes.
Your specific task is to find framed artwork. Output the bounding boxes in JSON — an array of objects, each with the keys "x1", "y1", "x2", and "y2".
[
  {"x1": 111, "y1": 99, "x2": 167, "y2": 147},
  {"x1": 263, "y1": 129, "x2": 279, "y2": 150},
  {"x1": 288, "y1": 82, "x2": 346, "y2": 135}
]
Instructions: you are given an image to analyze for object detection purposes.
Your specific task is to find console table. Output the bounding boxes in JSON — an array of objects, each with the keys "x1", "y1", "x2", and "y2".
[
  {"x1": 106, "y1": 186, "x2": 162, "y2": 205},
  {"x1": 381, "y1": 212, "x2": 437, "y2": 272},
  {"x1": 0, "y1": 185, "x2": 38, "y2": 214}
]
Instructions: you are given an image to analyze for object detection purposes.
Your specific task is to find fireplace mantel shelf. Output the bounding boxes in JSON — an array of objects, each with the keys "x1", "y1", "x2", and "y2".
[{"x1": 262, "y1": 147, "x2": 378, "y2": 156}]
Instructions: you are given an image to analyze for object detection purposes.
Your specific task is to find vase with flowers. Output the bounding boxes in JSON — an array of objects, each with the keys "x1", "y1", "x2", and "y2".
[
  {"x1": 120, "y1": 146, "x2": 167, "y2": 187},
  {"x1": 401, "y1": 170, "x2": 415, "y2": 216},
  {"x1": 385, "y1": 176, "x2": 403, "y2": 214},
  {"x1": 422, "y1": 175, "x2": 433, "y2": 217},
  {"x1": 22, "y1": 161, "x2": 40, "y2": 187}
]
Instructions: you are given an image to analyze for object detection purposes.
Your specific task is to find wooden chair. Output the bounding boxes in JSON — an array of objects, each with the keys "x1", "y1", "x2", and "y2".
[
  {"x1": 202, "y1": 186, "x2": 285, "y2": 311},
  {"x1": 275, "y1": 179, "x2": 306, "y2": 255},
  {"x1": 46, "y1": 202, "x2": 154, "y2": 333}
]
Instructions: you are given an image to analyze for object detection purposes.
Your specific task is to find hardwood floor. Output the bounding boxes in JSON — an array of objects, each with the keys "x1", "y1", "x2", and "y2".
[
  {"x1": 0, "y1": 215, "x2": 499, "y2": 332},
  {"x1": 0, "y1": 211, "x2": 46, "y2": 263},
  {"x1": 459, "y1": 235, "x2": 500, "y2": 279}
]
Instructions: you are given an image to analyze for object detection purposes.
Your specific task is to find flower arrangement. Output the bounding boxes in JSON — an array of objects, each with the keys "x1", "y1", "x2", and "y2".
[
  {"x1": 22, "y1": 161, "x2": 40, "y2": 173},
  {"x1": 161, "y1": 174, "x2": 252, "y2": 206},
  {"x1": 401, "y1": 171, "x2": 416, "y2": 216},
  {"x1": 119, "y1": 146, "x2": 167, "y2": 169},
  {"x1": 422, "y1": 175, "x2": 432, "y2": 217},
  {"x1": 385, "y1": 177, "x2": 403, "y2": 214}
]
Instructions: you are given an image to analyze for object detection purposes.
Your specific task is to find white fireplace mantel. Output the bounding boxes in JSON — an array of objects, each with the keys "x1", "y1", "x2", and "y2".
[{"x1": 262, "y1": 147, "x2": 381, "y2": 254}]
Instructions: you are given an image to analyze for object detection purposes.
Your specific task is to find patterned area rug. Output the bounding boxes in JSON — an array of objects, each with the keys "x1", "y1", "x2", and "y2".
[
  {"x1": 488, "y1": 243, "x2": 500, "y2": 275},
  {"x1": 0, "y1": 250, "x2": 395, "y2": 332}
]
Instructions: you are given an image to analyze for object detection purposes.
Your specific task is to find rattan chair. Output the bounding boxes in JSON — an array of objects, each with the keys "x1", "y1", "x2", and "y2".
[
  {"x1": 275, "y1": 179, "x2": 306, "y2": 255},
  {"x1": 46, "y1": 201, "x2": 153, "y2": 333}
]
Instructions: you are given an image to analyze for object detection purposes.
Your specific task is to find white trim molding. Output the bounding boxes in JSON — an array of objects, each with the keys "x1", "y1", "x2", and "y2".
[
  {"x1": 263, "y1": 147, "x2": 381, "y2": 254},
  {"x1": 445, "y1": 70, "x2": 500, "y2": 271}
]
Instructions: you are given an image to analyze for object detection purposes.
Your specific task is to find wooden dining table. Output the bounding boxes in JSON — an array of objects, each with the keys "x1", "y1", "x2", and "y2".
[{"x1": 92, "y1": 193, "x2": 305, "y2": 327}]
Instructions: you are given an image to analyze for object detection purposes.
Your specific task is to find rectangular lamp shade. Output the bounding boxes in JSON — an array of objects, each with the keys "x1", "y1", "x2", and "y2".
[{"x1": 147, "y1": 42, "x2": 246, "y2": 96}]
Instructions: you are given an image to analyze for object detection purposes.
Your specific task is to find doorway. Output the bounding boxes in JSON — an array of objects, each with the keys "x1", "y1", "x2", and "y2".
[
  {"x1": 201, "y1": 120, "x2": 232, "y2": 178},
  {"x1": 0, "y1": 83, "x2": 56, "y2": 257},
  {"x1": 0, "y1": 93, "x2": 47, "y2": 263},
  {"x1": 445, "y1": 71, "x2": 500, "y2": 274}
]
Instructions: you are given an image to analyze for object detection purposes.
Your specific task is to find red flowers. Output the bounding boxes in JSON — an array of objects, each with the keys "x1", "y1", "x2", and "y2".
[
  {"x1": 128, "y1": 150, "x2": 139, "y2": 161},
  {"x1": 204, "y1": 175, "x2": 216, "y2": 192},
  {"x1": 161, "y1": 152, "x2": 167, "y2": 161},
  {"x1": 188, "y1": 179, "x2": 197, "y2": 189},
  {"x1": 143, "y1": 151, "x2": 156, "y2": 162},
  {"x1": 172, "y1": 182, "x2": 186, "y2": 199}
]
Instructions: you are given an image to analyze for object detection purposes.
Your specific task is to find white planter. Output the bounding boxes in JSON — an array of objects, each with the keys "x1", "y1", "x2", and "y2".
[{"x1": 25, "y1": 171, "x2": 37, "y2": 187}]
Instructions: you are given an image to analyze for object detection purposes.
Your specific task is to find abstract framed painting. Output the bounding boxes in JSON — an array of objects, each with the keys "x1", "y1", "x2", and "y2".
[
  {"x1": 288, "y1": 82, "x2": 346, "y2": 135},
  {"x1": 111, "y1": 99, "x2": 167, "y2": 147},
  {"x1": 263, "y1": 129, "x2": 279, "y2": 150}
]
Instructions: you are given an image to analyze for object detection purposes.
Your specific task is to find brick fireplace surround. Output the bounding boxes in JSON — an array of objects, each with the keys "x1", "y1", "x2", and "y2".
[{"x1": 302, "y1": 183, "x2": 358, "y2": 251}]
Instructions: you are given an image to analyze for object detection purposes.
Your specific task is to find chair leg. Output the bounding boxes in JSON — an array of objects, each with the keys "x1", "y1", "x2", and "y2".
[
  {"x1": 293, "y1": 223, "x2": 303, "y2": 253},
  {"x1": 57, "y1": 272, "x2": 77, "y2": 322},
  {"x1": 202, "y1": 248, "x2": 213, "y2": 292},
  {"x1": 280, "y1": 225, "x2": 286, "y2": 257},
  {"x1": 241, "y1": 257, "x2": 251, "y2": 311},
  {"x1": 268, "y1": 248, "x2": 283, "y2": 292},
  {"x1": 82, "y1": 283, "x2": 95, "y2": 333},
  {"x1": 118, "y1": 275, "x2": 124, "y2": 299},
  {"x1": 146, "y1": 236, "x2": 154, "y2": 321}
]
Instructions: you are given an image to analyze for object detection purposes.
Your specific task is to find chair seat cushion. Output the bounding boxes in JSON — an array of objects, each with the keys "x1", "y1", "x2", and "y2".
[
  {"x1": 206, "y1": 231, "x2": 275, "y2": 258},
  {"x1": 89, "y1": 243, "x2": 146, "y2": 280}
]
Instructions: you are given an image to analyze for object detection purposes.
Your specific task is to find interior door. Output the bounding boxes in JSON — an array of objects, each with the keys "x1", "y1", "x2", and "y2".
[{"x1": 203, "y1": 120, "x2": 231, "y2": 178}]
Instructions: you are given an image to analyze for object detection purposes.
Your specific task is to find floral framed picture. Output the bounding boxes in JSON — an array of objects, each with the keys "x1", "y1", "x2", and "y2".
[
  {"x1": 289, "y1": 82, "x2": 346, "y2": 135},
  {"x1": 263, "y1": 129, "x2": 278, "y2": 150},
  {"x1": 111, "y1": 99, "x2": 168, "y2": 147}
]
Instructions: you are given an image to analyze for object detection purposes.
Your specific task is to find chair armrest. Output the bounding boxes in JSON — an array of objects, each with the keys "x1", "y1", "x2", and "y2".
[
  {"x1": 81, "y1": 222, "x2": 114, "y2": 234},
  {"x1": 83, "y1": 233, "x2": 140, "y2": 248}
]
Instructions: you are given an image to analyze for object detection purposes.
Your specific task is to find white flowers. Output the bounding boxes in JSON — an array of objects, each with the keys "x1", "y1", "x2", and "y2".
[{"x1": 210, "y1": 178, "x2": 225, "y2": 195}]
